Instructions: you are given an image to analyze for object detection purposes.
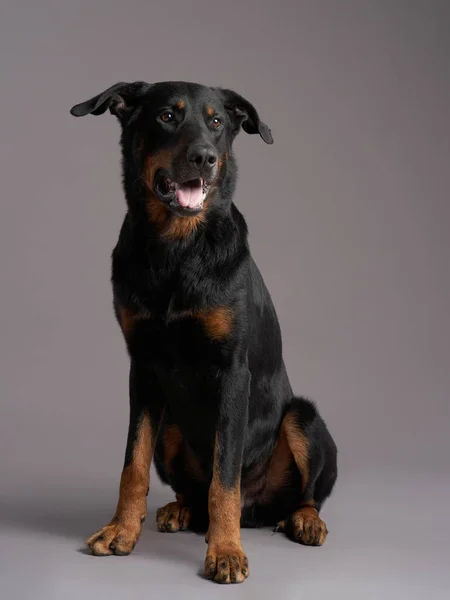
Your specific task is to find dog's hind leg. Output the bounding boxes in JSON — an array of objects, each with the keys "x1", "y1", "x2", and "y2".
[
  {"x1": 273, "y1": 397, "x2": 337, "y2": 546},
  {"x1": 156, "y1": 494, "x2": 193, "y2": 532}
]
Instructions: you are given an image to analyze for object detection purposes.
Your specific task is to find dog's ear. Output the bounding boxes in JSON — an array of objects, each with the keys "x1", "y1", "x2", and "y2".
[
  {"x1": 70, "y1": 81, "x2": 148, "y2": 121},
  {"x1": 218, "y1": 89, "x2": 273, "y2": 144}
]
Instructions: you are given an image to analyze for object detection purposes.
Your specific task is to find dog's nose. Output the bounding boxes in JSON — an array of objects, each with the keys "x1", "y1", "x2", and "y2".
[{"x1": 187, "y1": 145, "x2": 218, "y2": 171}]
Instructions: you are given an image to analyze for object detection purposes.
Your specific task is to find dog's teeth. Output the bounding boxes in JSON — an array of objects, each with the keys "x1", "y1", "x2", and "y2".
[{"x1": 165, "y1": 178, "x2": 176, "y2": 191}]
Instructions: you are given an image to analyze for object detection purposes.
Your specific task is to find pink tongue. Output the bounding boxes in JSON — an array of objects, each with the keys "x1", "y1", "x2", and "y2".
[{"x1": 176, "y1": 182, "x2": 203, "y2": 209}]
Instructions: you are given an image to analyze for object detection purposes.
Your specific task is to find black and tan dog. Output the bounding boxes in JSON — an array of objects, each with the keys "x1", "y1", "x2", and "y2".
[{"x1": 70, "y1": 81, "x2": 337, "y2": 584}]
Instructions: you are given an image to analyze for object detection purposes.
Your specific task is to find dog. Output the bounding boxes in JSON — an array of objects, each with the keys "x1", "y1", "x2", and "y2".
[{"x1": 70, "y1": 81, "x2": 337, "y2": 584}]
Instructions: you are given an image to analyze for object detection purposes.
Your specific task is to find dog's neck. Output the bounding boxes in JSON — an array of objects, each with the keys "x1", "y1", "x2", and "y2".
[{"x1": 111, "y1": 197, "x2": 249, "y2": 318}]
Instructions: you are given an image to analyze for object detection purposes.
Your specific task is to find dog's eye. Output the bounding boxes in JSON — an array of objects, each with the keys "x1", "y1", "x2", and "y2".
[
  {"x1": 212, "y1": 117, "x2": 222, "y2": 129},
  {"x1": 160, "y1": 112, "x2": 174, "y2": 123}
]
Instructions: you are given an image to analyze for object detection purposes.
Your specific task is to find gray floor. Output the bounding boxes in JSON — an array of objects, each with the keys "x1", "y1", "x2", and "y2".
[
  {"x1": 1, "y1": 1, "x2": 449, "y2": 598},
  {"x1": 1, "y1": 467, "x2": 449, "y2": 599}
]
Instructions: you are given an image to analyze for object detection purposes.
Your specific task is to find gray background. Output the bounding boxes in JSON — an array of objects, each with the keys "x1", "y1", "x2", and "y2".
[{"x1": 1, "y1": 0, "x2": 449, "y2": 598}]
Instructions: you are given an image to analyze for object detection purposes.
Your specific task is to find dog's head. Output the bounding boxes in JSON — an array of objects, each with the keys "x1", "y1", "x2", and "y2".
[{"x1": 70, "y1": 81, "x2": 273, "y2": 218}]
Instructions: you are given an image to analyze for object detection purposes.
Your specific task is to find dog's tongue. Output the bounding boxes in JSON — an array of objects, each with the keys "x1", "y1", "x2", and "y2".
[{"x1": 176, "y1": 180, "x2": 203, "y2": 209}]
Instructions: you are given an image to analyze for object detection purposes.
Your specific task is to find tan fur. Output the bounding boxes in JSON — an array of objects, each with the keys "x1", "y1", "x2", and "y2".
[
  {"x1": 300, "y1": 499, "x2": 317, "y2": 508},
  {"x1": 266, "y1": 416, "x2": 327, "y2": 546},
  {"x1": 115, "y1": 411, "x2": 152, "y2": 519},
  {"x1": 118, "y1": 306, "x2": 135, "y2": 337},
  {"x1": 156, "y1": 499, "x2": 192, "y2": 532},
  {"x1": 144, "y1": 149, "x2": 173, "y2": 191},
  {"x1": 144, "y1": 145, "x2": 221, "y2": 240},
  {"x1": 277, "y1": 506, "x2": 328, "y2": 546},
  {"x1": 145, "y1": 148, "x2": 207, "y2": 240},
  {"x1": 162, "y1": 424, "x2": 205, "y2": 482},
  {"x1": 185, "y1": 443, "x2": 206, "y2": 482},
  {"x1": 174, "y1": 306, "x2": 234, "y2": 340},
  {"x1": 265, "y1": 423, "x2": 292, "y2": 496},
  {"x1": 205, "y1": 436, "x2": 248, "y2": 583},
  {"x1": 118, "y1": 306, "x2": 152, "y2": 339},
  {"x1": 163, "y1": 424, "x2": 183, "y2": 475},
  {"x1": 195, "y1": 306, "x2": 233, "y2": 340},
  {"x1": 283, "y1": 412, "x2": 309, "y2": 491},
  {"x1": 146, "y1": 192, "x2": 207, "y2": 240},
  {"x1": 163, "y1": 210, "x2": 206, "y2": 240},
  {"x1": 263, "y1": 412, "x2": 311, "y2": 504},
  {"x1": 86, "y1": 412, "x2": 153, "y2": 555}
]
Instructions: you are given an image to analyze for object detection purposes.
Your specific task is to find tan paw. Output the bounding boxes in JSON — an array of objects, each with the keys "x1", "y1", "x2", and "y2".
[
  {"x1": 204, "y1": 545, "x2": 249, "y2": 584},
  {"x1": 86, "y1": 516, "x2": 144, "y2": 556},
  {"x1": 278, "y1": 507, "x2": 328, "y2": 546},
  {"x1": 156, "y1": 501, "x2": 191, "y2": 533}
]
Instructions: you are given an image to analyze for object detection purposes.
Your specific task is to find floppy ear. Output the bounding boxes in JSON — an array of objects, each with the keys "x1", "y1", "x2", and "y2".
[
  {"x1": 70, "y1": 81, "x2": 148, "y2": 120},
  {"x1": 219, "y1": 89, "x2": 273, "y2": 144}
]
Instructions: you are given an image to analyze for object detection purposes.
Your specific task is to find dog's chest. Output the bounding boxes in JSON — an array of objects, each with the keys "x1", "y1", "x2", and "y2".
[{"x1": 127, "y1": 307, "x2": 232, "y2": 365}]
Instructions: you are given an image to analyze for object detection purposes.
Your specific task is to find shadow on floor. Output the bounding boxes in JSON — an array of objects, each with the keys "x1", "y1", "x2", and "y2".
[{"x1": 0, "y1": 486, "x2": 206, "y2": 568}]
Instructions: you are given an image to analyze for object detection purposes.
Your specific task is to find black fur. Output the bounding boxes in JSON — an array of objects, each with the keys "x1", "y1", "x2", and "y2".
[{"x1": 71, "y1": 80, "x2": 337, "y2": 577}]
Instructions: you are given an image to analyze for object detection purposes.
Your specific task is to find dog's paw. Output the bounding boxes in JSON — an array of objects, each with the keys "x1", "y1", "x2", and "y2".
[
  {"x1": 204, "y1": 545, "x2": 249, "y2": 584},
  {"x1": 156, "y1": 501, "x2": 191, "y2": 532},
  {"x1": 277, "y1": 507, "x2": 328, "y2": 546},
  {"x1": 86, "y1": 516, "x2": 144, "y2": 556}
]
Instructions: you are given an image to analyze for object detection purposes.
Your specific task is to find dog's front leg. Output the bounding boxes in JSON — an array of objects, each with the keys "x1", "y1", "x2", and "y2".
[
  {"x1": 87, "y1": 360, "x2": 162, "y2": 556},
  {"x1": 204, "y1": 365, "x2": 250, "y2": 584}
]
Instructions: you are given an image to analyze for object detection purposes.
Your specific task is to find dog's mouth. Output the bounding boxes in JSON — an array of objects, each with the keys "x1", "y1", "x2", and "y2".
[{"x1": 155, "y1": 172, "x2": 210, "y2": 216}]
